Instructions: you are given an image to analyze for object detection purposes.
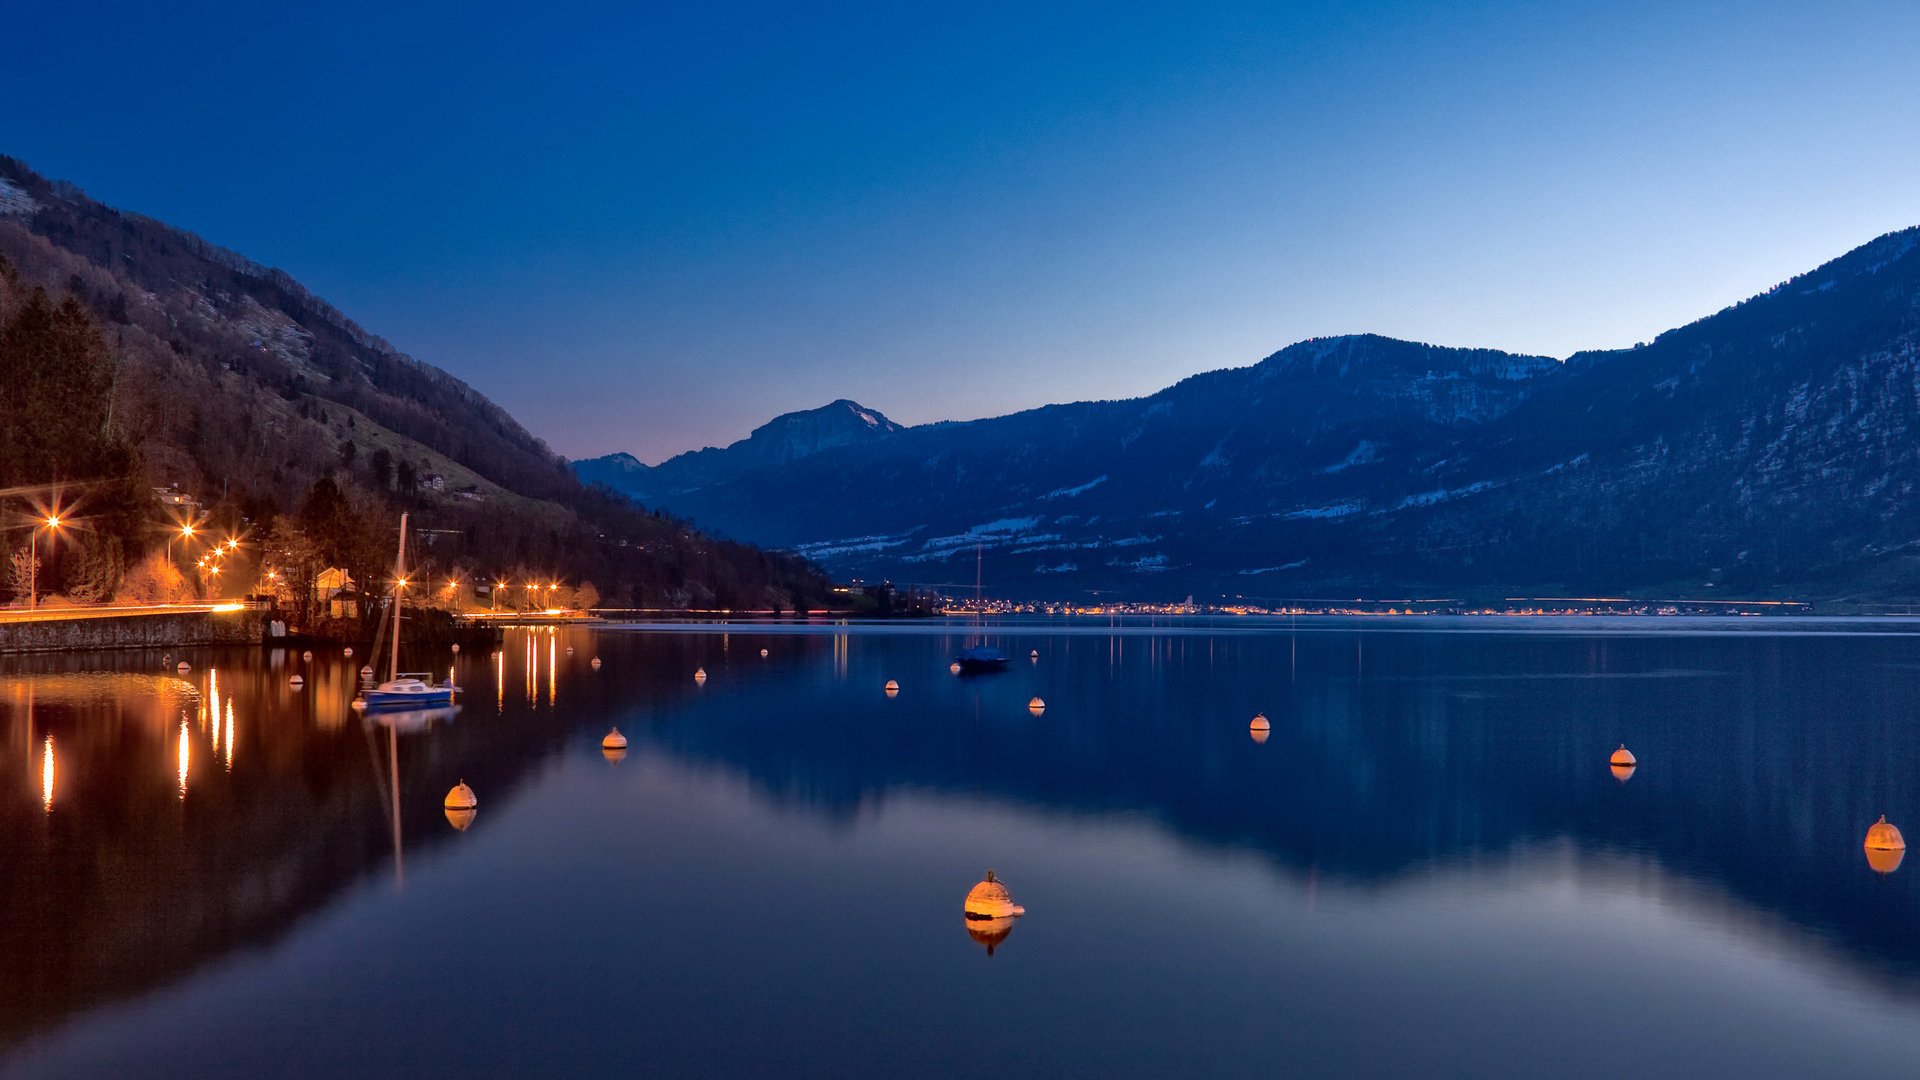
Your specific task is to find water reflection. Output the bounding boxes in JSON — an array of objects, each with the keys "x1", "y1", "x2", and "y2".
[{"x1": 6, "y1": 626, "x2": 1920, "y2": 1077}]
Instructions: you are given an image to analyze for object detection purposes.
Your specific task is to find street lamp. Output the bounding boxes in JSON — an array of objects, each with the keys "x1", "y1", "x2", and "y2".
[
  {"x1": 168, "y1": 522, "x2": 196, "y2": 562},
  {"x1": 29, "y1": 515, "x2": 61, "y2": 611}
]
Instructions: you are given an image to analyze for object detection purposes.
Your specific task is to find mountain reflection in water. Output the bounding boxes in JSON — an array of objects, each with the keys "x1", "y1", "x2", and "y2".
[{"x1": 3, "y1": 622, "x2": 1920, "y2": 1078}]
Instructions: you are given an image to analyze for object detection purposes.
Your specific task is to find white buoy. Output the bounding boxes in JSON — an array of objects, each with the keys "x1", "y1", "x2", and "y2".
[
  {"x1": 445, "y1": 781, "x2": 478, "y2": 811},
  {"x1": 177, "y1": 662, "x2": 191, "y2": 674},
  {"x1": 452, "y1": 643, "x2": 461, "y2": 654},
  {"x1": 289, "y1": 675, "x2": 304, "y2": 688},
  {"x1": 884, "y1": 679, "x2": 900, "y2": 697},
  {"x1": 343, "y1": 646, "x2": 353, "y2": 658},
  {"x1": 361, "y1": 665, "x2": 374, "y2": 678},
  {"x1": 1028, "y1": 696, "x2": 1046, "y2": 714},
  {"x1": 1030, "y1": 649, "x2": 1039, "y2": 660},
  {"x1": 303, "y1": 650, "x2": 314, "y2": 661},
  {"x1": 566, "y1": 646, "x2": 574, "y2": 654},
  {"x1": 694, "y1": 667, "x2": 708, "y2": 683},
  {"x1": 949, "y1": 662, "x2": 962, "y2": 675},
  {"x1": 590, "y1": 657, "x2": 602, "y2": 669},
  {"x1": 760, "y1": 648, "x2": 769, "y2": 658}
]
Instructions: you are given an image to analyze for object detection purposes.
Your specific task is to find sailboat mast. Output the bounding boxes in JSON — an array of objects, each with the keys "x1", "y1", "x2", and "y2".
[
  {"x1": 975, "y1": 543, "x2": 983, "y2": 613},
  {"x1": 389, "y1": 512, "x2": 409, "y2": 682}
]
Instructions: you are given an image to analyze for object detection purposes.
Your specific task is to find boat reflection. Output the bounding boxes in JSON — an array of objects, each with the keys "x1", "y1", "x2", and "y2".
[{"x1": 365, "y1": 704, "x2": 462, "y2": 734}]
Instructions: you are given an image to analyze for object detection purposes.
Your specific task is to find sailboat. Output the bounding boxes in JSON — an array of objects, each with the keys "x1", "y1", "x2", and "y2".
[
  {"x1": 955, "y1": 543, "x2": 1009, "y2": 673},
  {"x1": 357, "y1": 512, "x2": 458, "y2": 711}
]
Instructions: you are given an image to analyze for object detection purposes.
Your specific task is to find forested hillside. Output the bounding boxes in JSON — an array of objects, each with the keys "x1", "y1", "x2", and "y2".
[{"x1": 0, "y1": 156, "x2": 832, "y2": 613}]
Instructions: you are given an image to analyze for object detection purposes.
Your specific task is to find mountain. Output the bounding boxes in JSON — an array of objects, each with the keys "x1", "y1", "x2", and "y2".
[
  {"x1": 575, "y1": 399, "x2": 903, "y2": 502},
  {"x1": 577, "y1": 228, "x2": 1920, "y2": 602},
  {"x1": 0, "y1": 155, "x2": 832, "y2": 611}
]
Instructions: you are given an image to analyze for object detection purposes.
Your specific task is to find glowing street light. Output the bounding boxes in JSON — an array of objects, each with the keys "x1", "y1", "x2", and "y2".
[
  {"x1": 28, "y1": 514, "x2": 62, "y2": 611},
  {"x1": 168, "y1": 521, "x2": 199, "y2": 562}
]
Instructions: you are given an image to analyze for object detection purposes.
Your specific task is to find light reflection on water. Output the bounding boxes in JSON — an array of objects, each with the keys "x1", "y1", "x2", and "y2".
[{"x1": 2, "y1": 623, "x2": 1920, "y2": 1077}]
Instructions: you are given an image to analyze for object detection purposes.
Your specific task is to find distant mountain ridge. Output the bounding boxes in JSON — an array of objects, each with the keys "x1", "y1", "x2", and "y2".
[
  {"x1": 576, "y1": 399, "x2": 903, "y2": 500},
  {"x1": 576, "y1": 227, "x2": 1920, "y2": 602}
]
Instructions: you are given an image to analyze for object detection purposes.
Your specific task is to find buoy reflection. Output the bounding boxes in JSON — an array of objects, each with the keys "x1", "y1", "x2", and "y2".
[
  {"x1": 965, "y1": 915, "x2": 1016, "y2": 957},
  {"x1": 1611, "y1": 763, "x2": 1636, "y2": 783},
  {"x1": 40, "y1": 735, "x2": 53, "y2": 811}
]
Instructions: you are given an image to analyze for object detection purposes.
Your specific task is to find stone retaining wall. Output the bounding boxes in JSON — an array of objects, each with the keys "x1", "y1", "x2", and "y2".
[{"x1": 0, "y1": 610, "x2": 266, "y2": 654}]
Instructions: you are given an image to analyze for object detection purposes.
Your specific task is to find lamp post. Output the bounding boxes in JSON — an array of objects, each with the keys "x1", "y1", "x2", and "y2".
[
  {"x1": 494, "y1": 581, "x2": 506, "y2": 613},
  {"x1": 168, "y1": 522, "x2": 196, "y2": 563},
  {"x1": 29, "y1": 515, "x2": 61, "y2": 611}
]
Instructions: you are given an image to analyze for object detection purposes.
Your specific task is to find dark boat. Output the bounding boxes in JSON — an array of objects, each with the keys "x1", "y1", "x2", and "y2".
[{"x1": 955, "y1": 645, "x2": 1011, "y2": 673}]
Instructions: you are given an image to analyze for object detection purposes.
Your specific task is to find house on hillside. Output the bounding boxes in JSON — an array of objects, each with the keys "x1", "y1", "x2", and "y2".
[
  {"x1": 317, "y1": 567, "x2": 358, "y2": 619},
  {"x1": 153, "y1": 485, "x2": 199, "y2": 513}
]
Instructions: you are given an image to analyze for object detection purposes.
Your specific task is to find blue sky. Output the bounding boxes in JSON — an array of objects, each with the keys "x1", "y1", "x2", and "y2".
[{"x1": 4, "y1": 1, "x2": 1917, "y2": 460}]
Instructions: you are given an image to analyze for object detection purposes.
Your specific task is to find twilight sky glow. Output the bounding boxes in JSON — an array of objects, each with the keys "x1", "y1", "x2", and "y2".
[{"x1": 4, "y1": 1, "x2": 1918, "y2": 461}]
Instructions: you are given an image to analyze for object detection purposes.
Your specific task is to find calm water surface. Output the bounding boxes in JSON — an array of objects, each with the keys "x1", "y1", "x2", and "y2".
[{"x1": 5, "y1": 619, "x2": 1920, "y2": 1078}]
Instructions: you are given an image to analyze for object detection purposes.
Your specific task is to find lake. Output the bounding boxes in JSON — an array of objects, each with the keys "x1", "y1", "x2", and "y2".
[{"x1": 4, "y1": 618, "x2": 1920, "y2": 1078}]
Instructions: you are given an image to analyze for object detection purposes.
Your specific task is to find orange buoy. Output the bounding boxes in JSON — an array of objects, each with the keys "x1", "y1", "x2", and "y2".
[
  {"x1": 289, "y1": 675, "x2": 304, "y2": 688},
  {"x1": 1866, "y1": 816, "x2": 1905, "y2": 874},
  {"x1": 1027, "y1": 696, "x2": 1046, "y2": 715},
  {"x1": 949, "y1": 662, "x2": 962, "y2": 675},
  {"x1": 1609, "y1": 744, "x2": 1636, "y2": 767},
  {"x1": 445, "y1": 781, "x2": 478, "y2": 811},
  {"x1": 1250, "y1": 713, "x2": 1271, "y2": 731},
  {"x1": 602, "y1": 728, "x2": 628, "y2": 751},
  {"x1": 1866, "y1": 815, "x2": 1905, "y2": 851},
  {"x1": 590, "y1": 657, "x2": 602, "y2": 669},
  {"x1": 694, "y1": 667, "x2": 707, "y2": 683},
  {"x1": 964, "y1": 870, "x2": 1027, "y2": 921}
]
